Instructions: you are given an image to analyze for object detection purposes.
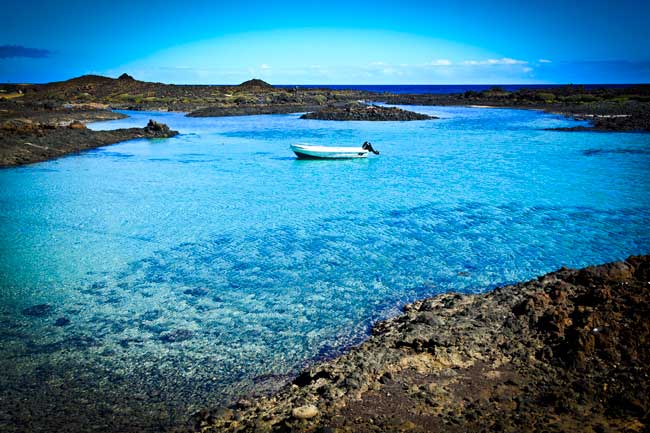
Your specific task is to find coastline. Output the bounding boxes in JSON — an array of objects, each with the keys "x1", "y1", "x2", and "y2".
[
  {"x1": 198, "y1": 256, "x2": 650, "y2": 433},
  {"x1": 0, "y1": 114, "x2": 178, "y2": 168},
  {"x1": 2, "y1": 76, "x2": 649, "y2": 167}
]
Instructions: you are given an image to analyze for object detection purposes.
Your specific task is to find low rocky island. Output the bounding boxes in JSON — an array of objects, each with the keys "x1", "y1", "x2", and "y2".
[
  {"x1": 197, "y1": 255, "x2": 649, "y2": 433},
  {"x1": 0, "y1": 117, "x2": 178, "y2": 167},
  {"x1": 300, "y1": 102, "x2": 436, "y2": 121}
]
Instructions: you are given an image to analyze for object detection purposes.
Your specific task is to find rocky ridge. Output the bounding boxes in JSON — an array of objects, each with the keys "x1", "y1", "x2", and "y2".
[
  {"x1": 300, "y1": 102, "x2": 436, "y2": 121},
  {"x1": 0, "y1": 118, "x2": 178, "y2": 167},
  {"x1": 197, "y1": 256, "x2": 650, "y2": 433}
]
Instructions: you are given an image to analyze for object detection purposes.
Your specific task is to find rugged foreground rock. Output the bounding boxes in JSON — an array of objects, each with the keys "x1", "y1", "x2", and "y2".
[
  {"x1": 300, "y1": 103, "x2": 436, "y2": 121},
  {"x1": 0, "y1": 119, "x2": 178, "y2": 167},
  {"x1": 197, "y1": 256, "x2": 650, "y2": 433}
]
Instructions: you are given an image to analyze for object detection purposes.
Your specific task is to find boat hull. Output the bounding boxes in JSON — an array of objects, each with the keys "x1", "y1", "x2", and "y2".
[{"x1": 290, "y1": 144, "x2": 369, "y2": 159}]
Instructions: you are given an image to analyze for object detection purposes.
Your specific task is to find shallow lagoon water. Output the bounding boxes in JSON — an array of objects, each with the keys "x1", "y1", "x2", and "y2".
[{"x1": 1, "y1": 106, "x2": 649, "y2": 431}]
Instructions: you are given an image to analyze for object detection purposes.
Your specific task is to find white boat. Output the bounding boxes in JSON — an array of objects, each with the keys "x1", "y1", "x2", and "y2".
[{"x1": 290, "y1": 143, "x2": 378, "y2": 159}]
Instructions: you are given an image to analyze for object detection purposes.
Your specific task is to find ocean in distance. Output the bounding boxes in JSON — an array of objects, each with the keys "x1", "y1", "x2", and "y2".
[
  {"x1": 275, "y1": 83, "x2": 638, "y2": 94},
  {"x1": 0, "y1": 104, "x2": 649, "y2": 432}
]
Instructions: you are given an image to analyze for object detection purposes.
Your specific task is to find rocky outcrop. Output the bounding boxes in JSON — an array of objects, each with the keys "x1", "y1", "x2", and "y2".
[
  {"x1": 300, "y1": 102, "x2": 436, "y2": 121},
  {"x1": 197, "y1": 255, "x2": 650, "y2": 433},
  {"x1": 0, "y1": 120, "x2": 178, "y2": 167},
  {"x1": 143, "y1": 119, "x2": 174, "y2": 137}
]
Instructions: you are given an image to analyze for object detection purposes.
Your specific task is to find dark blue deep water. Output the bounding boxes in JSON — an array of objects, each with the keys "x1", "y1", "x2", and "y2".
[
  {"x1": 276, "y1": 84, "x2": 638, "y2": 94},
  {"x1": 0, "y1": 105, "x2": 649, "y2": 431}
]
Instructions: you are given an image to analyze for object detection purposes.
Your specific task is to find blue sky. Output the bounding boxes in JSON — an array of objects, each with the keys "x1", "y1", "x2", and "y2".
[{"x1": 1, "y1": 0, "x2": 649, "y2": 84}]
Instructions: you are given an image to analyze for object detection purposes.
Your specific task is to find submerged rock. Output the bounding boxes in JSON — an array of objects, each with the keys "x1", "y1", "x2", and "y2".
[
  {"x1": 21, "y1": 304, "x2": 53, "y2": 317},
  {"x1": 159, "y1": 329, "x2": 194, "y2": 343},
  {"x1": 183, "y1": 287, "x2": 210, "y2": 297},
  {"x1": 54, "y1": 317, "x2": 71, "y2": 326}
]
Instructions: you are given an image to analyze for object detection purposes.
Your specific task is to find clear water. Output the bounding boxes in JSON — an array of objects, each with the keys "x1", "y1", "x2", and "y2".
[{"x1": 1, "y1": 106, "x2": 649, "y2": 431}]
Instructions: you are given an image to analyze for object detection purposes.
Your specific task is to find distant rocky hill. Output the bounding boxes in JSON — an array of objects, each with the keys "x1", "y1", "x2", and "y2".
[
  {"x1": 0, "y1": 74, "x2": 371, "y2": 114},
  {"x1": 237, "y1": 78, "x2": 274, "y2": 89}
]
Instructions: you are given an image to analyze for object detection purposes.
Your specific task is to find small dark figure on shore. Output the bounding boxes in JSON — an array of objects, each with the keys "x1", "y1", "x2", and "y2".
[{"x1": 362, "y1": 141, "x2": 380, "y2": 154}]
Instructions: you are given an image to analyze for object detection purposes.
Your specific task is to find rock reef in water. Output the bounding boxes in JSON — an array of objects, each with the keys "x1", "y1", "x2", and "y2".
[
  {"x1": 300, "y1": 102, "x2": 436, "y2": 121},
  {"x1": 198, "y1": 255, "x2": 650, "y2": 433}
]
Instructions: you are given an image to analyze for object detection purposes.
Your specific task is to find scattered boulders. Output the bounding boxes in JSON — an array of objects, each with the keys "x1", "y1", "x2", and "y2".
[
  {"x1": 21, "y1": 304, "x2": 54, "y2": 317},
  {"x1": 300, "y1": 102, "x2": 436, "y2": 121}
]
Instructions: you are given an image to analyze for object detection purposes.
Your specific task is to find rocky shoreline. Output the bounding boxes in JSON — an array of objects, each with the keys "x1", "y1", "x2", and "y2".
[
  {"x1": 300, "y1": 102, "x2": 436, "y2": 121},
  {"x1": 0, "y1": 118, "x2": 178, "y2": 167},
  {"x1": 197, "y1": 256, "x2": 650, "y2": 433},
  {"x1": 381, "y1": 86, "x2": 650, "y2": 132}
]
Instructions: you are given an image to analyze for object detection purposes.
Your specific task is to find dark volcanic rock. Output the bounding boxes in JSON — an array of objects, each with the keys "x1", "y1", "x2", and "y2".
[
  {"x1": 300, "y1": 102, "x2": 436, "y2": 121},
  {"x1": 187, "y1": 104, "x2": 323, "y2": 117},
  {"x1": 200, "y1": 255, "x2": 650, "y2": 433},
  {"x1": 143, "y1": 119, "x2": 175, "y2": 137},
  {"x1": 68, "y1": 120, "x2": 86, "y2": 129},
  {"x1": 21, "y1": 304, "x2": 54, "y2": 317},
  {"x1": 118, "y1": 73, "x2": 135, "y2": 80},
  {"x1": 0, "y1": 120, "x2": 178, "y2": 167}
]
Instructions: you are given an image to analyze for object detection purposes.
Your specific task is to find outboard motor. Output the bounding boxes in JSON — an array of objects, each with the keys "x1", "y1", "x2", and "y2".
[{"x1": 362, "y1": 141, "x2": 380, "y2": 155}]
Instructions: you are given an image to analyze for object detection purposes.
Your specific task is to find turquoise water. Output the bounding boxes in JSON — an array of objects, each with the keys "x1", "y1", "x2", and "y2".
[{"x1": 1, "y1": 106, "x2": 649, "y2": 431}]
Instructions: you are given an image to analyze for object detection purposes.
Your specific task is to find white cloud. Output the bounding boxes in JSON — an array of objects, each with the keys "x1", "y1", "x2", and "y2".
[
  {"x1": 463, "y1": 57, "x2": 527, "y2": 66},
  {"x1": 428, "y1": 59, "x2": 452, "y2": 66},
  {"x1": 260, "y1": 64, "x2": 270, "y2": 70},
  {"x1": 538, "y1": 59, "x2": 552, "y2": 63}
]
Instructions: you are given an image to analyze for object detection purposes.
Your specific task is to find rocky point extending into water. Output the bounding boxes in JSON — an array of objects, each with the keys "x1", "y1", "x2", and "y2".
[
  {"x1": 0, "y1": 118, "x2": 178, "y2": 167},
  {"x1": 197, "y1": 255, "x2": 650, "y2": 433},
  {"x1": 300, "y1": 102, "x2": 436, "y2": 121},
  {"x1": 382, "y1": 85, "x2": 650, "y2": 132}
]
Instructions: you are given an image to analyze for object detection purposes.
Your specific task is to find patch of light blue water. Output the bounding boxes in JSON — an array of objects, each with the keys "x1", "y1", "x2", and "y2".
[{"x1": 0, "y1": 105, "x2": 649, "y2": 426}]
